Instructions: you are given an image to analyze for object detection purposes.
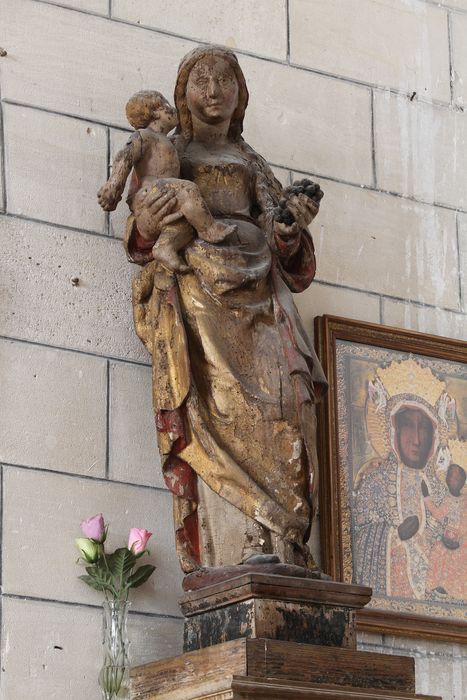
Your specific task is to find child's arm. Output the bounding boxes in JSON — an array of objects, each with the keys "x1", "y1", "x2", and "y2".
[
  {"x1": 424, "y1": 495, "x2": 449, "y2": 521},
  {"x1": 97, "y1": 131, "x2": 143, "y2": 211}
]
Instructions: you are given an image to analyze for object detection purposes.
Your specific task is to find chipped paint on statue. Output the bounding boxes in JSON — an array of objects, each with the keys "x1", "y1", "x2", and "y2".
[{"x1": 98, "y1": 46, "x2": 327, "y2": 580}]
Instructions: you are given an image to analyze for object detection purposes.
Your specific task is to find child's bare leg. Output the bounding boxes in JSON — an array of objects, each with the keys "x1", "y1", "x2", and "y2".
[
  {"x1": 175, "y1": 181, "x2": 236, "y2": 243},
  {"x1": 152, "y1": 221, "x2": 193, "y2": 273}
]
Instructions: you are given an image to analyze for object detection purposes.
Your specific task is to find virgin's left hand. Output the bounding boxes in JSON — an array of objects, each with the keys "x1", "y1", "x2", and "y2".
[
  {"x1": 287, "y1": 193, "x2": 320, "y2": 230},
  {"x1": 274, "y1": 220, "x2": 300, "y2": 240}
]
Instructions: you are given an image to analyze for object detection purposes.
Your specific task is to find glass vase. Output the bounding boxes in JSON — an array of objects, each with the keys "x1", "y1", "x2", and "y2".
[{"x1": 99, "y1": 600, "x2": 131, "y2": 700}]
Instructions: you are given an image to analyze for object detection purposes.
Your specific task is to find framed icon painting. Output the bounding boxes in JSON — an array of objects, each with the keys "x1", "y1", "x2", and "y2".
[{"x1": 315, "y1": 315, "x2": 467, "y2": 642}]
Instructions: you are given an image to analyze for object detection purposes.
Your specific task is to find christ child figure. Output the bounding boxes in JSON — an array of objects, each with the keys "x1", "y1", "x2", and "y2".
[
  {"x1": 97, "y1": 90, "x2": 236, "y2": 272},
  {"x1": 424, "y1": 463, "x2": 467, "y2": 599}
]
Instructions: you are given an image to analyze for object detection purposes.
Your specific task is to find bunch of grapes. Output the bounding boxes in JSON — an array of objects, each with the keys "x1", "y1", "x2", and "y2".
[{"x1": 275, "y1": 179, "x2": 324, "y2": 225}]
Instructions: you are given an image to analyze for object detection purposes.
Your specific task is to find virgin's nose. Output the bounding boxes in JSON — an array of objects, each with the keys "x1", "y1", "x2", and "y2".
[
  {"x1": 412, "y1": 426, "x2": 421, "y2": 446},
  {"x1": 207, "y1": 77, "x2": 220, "y2": 98}
]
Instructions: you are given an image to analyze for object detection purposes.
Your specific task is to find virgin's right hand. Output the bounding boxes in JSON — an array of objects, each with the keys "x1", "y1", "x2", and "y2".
[
  {"x1": 398, "y1": 515, "x2": 419, "y2": 541},
  {"x1": 133, "y1": 189, "x2": 183, "y2": 241},
  {"x1": 442, "y1": 533, "x2": 460, "y2": 550}
]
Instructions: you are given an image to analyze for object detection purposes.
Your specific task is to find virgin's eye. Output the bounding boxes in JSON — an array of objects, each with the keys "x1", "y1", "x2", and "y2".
[
  {"x1": 192, "y1": 73, "x2": 208, "y2": 86},
  {"x1": 219, "y1": 74, "x2": 233, "y2": 85}
]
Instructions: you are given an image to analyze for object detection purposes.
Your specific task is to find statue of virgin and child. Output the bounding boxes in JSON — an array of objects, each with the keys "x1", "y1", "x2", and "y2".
[{"x1": 98, "y1": 45, "x2": 327, "y2": 585}]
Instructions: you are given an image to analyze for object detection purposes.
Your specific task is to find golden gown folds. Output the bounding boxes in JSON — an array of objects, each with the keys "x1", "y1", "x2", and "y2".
[{"x1": 125, "y1": 145, "x2": 327, "y2": 573}]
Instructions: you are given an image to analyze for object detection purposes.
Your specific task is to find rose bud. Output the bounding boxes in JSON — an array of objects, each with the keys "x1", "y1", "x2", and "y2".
[
  {"x1": 75, "y1": 537, "x2": 100, "y2": 563},
  {"x1": 128, "y1": 528, "x2": 152, "y2": 555},
  {"x1": 80, "y1": 513, "x2": 106, "y2": 543}
]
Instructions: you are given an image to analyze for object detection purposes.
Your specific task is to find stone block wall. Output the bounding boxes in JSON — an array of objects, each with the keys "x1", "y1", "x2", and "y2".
[{"x1": 0, "y1": 1, "x2": 465, "y2": 698}]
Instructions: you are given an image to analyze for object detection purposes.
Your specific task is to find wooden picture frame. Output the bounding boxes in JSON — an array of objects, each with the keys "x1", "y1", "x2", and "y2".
[{"x1": 314, "y1": 315, "x2": 467, "y2": 642}]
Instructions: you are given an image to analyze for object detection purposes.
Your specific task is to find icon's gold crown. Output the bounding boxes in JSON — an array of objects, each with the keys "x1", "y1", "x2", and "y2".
[
  {"x1": 376, "y1": 358, "x2": 445, "y2": 407},
  {"x1": 448, "y1": 439, "x2": 467, "y2": 468}
]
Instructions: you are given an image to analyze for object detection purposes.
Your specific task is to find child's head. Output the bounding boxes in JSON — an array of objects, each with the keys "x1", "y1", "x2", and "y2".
[
  {"x1": 446, "y1": 463, "x2": 466, "y2": 496},
  {"x1": 126, "y1": 91, "x2": 177, "y2": 132}
]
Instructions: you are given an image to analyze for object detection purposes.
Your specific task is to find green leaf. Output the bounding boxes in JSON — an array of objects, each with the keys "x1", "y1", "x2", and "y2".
[
  {"x1": 106, "y1": 548, "x2": 136, "y2": 580},
  {"x1": 79, "y1": 574, "x2": 110, "y2": 592},
  {"x1": 84, "y1": 565, "x2": 114, "y2": 589},
  {"x1": 126, "y1": 565, "x2": 156, "y2": 589}
]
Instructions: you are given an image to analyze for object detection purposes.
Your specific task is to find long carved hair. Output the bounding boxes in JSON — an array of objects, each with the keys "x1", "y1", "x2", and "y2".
[{"x1": 174, "y1": 45, "x2": 249, "y2": 142}]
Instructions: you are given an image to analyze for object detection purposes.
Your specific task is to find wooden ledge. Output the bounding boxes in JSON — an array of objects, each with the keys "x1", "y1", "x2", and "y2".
[
  {"x1": 230, "y1": 676, "x2": 441, "y2": 700},
  {"x1": 130, "y1": 637, "x2": 439, "y2": 700}
]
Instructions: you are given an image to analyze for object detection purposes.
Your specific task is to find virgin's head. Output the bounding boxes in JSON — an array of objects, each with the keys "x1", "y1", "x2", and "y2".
[{"x1": 174, "y1": 45, "x2": 249, "y2": 141}]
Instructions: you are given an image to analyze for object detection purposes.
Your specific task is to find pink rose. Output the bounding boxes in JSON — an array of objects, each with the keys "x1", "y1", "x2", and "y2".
[
  {"x1": 128, "y1": 528, "x2": 152, "y2": 554},
  {"x1": 80, "y1": 513, "x2": 106, "y2": 543}
]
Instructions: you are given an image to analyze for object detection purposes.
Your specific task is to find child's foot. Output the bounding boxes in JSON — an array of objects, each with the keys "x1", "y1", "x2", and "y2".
[
  {"x1": 152, "y1": 244, "x2": 190, "y2": 273},
  {"x1": 201, "y1": 221, "x2": 237, "y2": 243}
]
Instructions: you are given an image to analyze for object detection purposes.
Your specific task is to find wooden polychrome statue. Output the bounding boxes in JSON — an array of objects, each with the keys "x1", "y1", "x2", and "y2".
[{"x1": 98, "y1": 45, "x2": 326, "y2": 588}]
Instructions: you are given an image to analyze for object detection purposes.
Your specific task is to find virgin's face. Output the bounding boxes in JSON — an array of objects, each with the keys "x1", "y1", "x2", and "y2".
[
  {"x1": 186, "y1": 56, "x2": 239, "y2": 125},
  {"x1": 396, "y1": 408, "x2": 433, "y2": 469}
]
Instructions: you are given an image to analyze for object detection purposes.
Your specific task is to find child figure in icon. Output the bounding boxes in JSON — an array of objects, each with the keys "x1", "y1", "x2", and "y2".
[
  {"x1": 97, "y1": 90, "x2": 236, "y2": 272},
  {"x1": 425, "y1": 461, "x2": 467, "y2": 601}
]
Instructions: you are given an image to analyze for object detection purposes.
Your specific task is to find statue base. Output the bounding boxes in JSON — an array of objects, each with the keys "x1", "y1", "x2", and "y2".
[
  {"x1": 130, "y1": 574, "x2": 440, "y2": 700},
  {"x1": 181, "y1": 562, "x2": 329, "y2": 592}
]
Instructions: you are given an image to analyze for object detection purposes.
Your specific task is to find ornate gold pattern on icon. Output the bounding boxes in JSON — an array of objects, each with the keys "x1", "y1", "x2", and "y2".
[
  {"x1": 376, "y1": 359, "x2": 446, "y2": 406},
  {"x1": 449, "y1": 439, "x2": 467, "y2": 468},
  {"x1": 332, "y1": 338, "x2": 467, "y2": 629}
]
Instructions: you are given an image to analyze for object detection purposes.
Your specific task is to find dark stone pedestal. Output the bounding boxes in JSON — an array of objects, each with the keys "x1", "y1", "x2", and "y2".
[{"x1": 180, "y1": 572, "x2": 371, "y2": 652}]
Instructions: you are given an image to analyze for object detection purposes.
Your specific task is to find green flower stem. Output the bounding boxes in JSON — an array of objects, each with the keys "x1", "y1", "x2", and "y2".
[{"x1": 101, "y1": 549, "x2": 116, "y2": 600}]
